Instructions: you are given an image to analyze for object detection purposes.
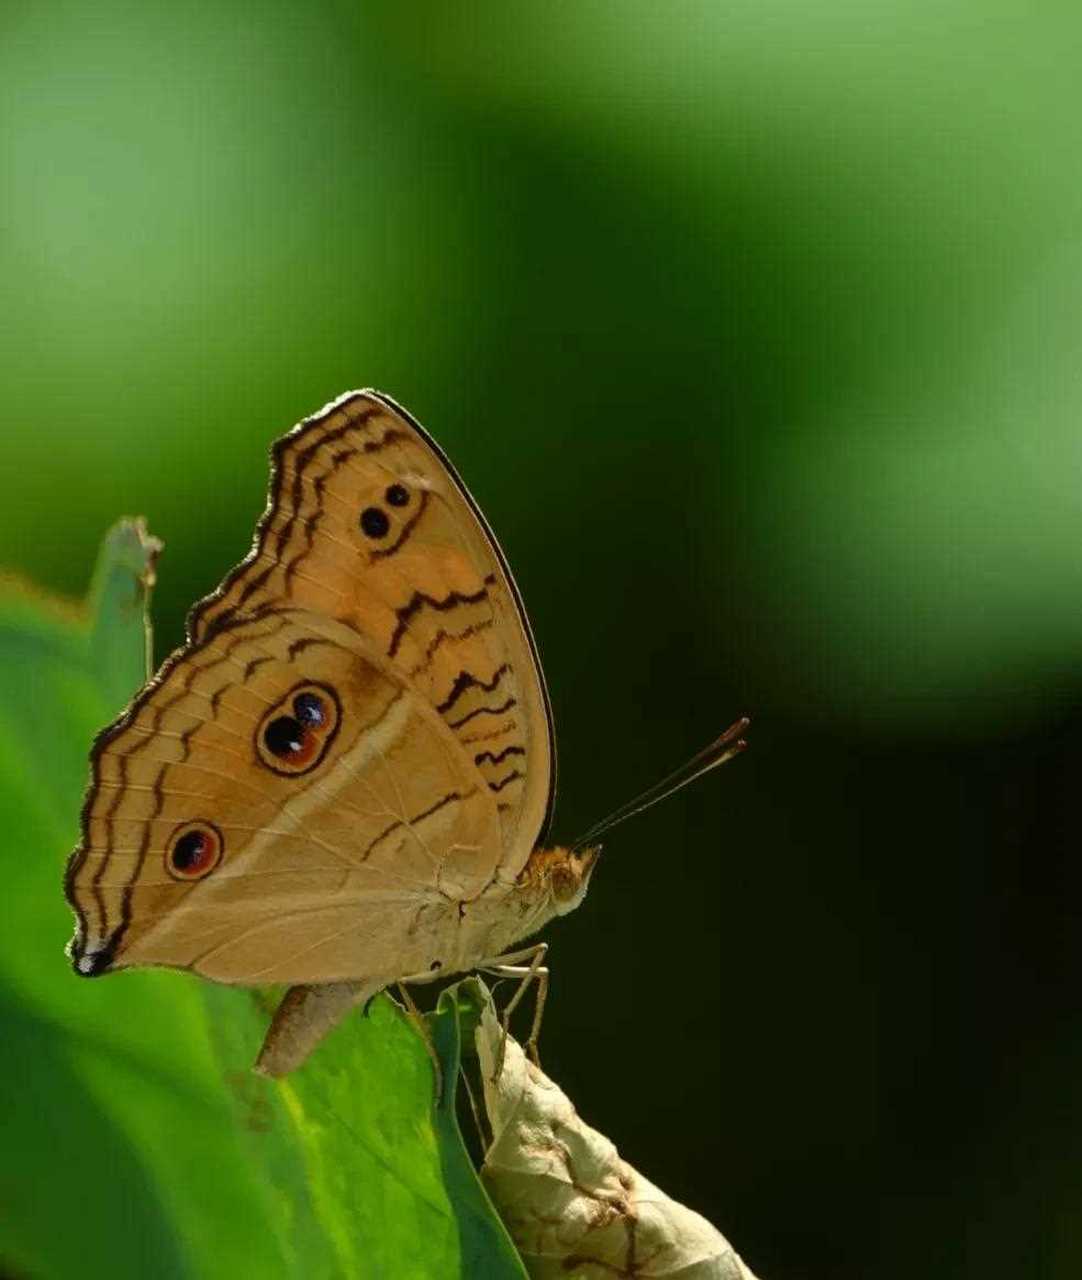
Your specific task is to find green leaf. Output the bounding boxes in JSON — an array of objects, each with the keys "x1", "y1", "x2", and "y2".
[
  {"x1": 86, "y1": 518, "x2": 161, "y2": 701},
  {"x1": 0, "y1": 522, "x2": 524, "y2": 1279},
  {"x1": 429, "y1": 981, "x2": 528, "y2": 1279}
]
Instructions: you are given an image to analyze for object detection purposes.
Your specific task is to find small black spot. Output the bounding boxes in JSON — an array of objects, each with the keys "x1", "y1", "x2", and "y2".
[
  {"x1": 385, "y1": 483, "x2": 409, "y2": 507},
  {"x1": 429, "y1": 959, "x2": 442, "y2": 971},
  {"x1": 172, "y1": 829, "x2": 207, "y2": 872},
  {"x1": 360, "y1": 506, "x2": 390, "y2": 538},
  {"x1": 264, "y1": 715, "x2": 305, "y2": 758},
  {"x1": 293, "y1": 691, "x2": 326, "y2": 727}
]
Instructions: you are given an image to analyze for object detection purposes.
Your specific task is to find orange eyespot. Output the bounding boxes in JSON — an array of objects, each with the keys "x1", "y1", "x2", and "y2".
[
  {"x1": 166, "y1": 821, "x2": 223, "y2": 881},
  {"x1": 256, "y1": 682, "x2": 340, "y2": 776}
]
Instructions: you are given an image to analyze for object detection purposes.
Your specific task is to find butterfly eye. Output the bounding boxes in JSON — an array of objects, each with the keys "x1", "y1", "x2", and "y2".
[
  {"x1": 385, "y1": 483, "x2": 409, "y2": 508},
  {"x1": 359, "y1": 506, "x2": 390, "y2": 539},
  {"x1": 256, "y1": 682, "x2": 340, "y2": 775},
  {"x1": 166, "y1": 822, "x2": 222, "y2": 881}
]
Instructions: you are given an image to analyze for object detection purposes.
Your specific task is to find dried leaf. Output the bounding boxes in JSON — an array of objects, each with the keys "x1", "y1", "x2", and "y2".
[{"x1": 475, "y1": 994, "x2": 761, "y2": 1279}]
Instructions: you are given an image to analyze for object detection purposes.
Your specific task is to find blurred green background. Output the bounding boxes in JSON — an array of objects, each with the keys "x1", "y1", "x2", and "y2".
[{"x1": 3, "y1": 2, "x2": 1082, "y2": 1276}]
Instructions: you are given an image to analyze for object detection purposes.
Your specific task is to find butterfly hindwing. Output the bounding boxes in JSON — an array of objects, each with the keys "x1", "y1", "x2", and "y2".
[{"x1": 67, "y1": 606, "x2": 517, "y2": 984}]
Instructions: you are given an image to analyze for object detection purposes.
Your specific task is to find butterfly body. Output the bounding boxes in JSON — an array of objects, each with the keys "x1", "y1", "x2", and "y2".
[{"x1": 64, "y1": 391, "x2": 600, "y2": 1069}]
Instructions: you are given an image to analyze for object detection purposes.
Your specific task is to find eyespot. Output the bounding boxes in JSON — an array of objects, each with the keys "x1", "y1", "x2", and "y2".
[
  {"x1": 256, "y1": 682, "x2": 340, "y2": 775},
  {"x1": 359, "y1": 506, "x2": 390, "y2": 539},
  {"x1": 385, "y1": 483, "x2": 409, "y2": 508},
  {"x1": 293, "y1": 690, "x2": 326, "y2": 727},
  {"x1": 263, "y1": 715, "x2": 313, "y2": 762},
  {"x1": 166, "y1": 821, "x2": 223, "y2": 881}
]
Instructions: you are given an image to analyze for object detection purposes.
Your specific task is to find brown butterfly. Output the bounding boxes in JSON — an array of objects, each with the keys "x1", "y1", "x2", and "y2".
[{"x1": 64, "y1": 391, "x2": 747, "y2": 1076}]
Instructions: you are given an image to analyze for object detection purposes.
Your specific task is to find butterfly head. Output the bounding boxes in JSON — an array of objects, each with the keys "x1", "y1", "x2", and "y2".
[
  {"x1": 552, "y1": 843, "x2": 601, "y2": 915},
  {"x1": 519, "y1": 844, "x2": 601, "y2": 918}
]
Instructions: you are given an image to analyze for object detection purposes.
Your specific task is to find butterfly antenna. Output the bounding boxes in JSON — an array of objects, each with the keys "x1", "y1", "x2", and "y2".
[{"x1": 570, "y1": 716, "x2": 750, "y2": 851}]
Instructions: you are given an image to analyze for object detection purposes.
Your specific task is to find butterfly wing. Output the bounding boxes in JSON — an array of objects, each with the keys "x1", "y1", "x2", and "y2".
[
  {"x1": 66, "y1": 389, "x2": 557, "y2": 986},
  {"x1": 190, "y1": 391, "x2": 554, "y2": 855},
  {"x1": 67, "y1": 609, "x2": 513, "y2": 984}
]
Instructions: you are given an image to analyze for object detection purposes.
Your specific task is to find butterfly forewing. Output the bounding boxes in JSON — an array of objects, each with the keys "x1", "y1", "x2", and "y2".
[{"x1": 189, "y1": 391, "x2": 554, "y2": 855}]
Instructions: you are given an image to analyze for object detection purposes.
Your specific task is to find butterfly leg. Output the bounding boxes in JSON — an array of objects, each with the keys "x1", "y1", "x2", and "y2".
[
  {"x1": 480, "y1": 941, "x2": 549, "y2": 1077},
  {"x1": 396, "y1": 981, "x2": 444, "y2": 1103},
  {"x1": 493, "y1": 962, "x2": 549, "y2": 1070}
]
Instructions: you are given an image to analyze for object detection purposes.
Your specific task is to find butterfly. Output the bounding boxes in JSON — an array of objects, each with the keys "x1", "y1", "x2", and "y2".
[{"x1": 64, "y1": 391, "x2": 747, "y2": 1076}]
